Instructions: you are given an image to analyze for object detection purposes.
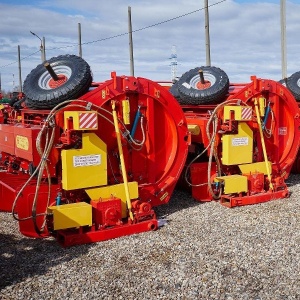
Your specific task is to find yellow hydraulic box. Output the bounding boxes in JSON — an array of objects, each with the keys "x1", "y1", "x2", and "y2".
[
  {"x1": 64, "y1": 111, "x2": 98, "y2": 130},
  {"x1": 48, "y1": 202, "x2": 92, "y2": 230},
  {"x1": 85, "y1": 181, "x2": 139, "y2": 218},
  {"x1": 215, "y1": 175, "x2": 248, "y2": 194},
  {"x1": 238, "y1": 161, "x2": 272, "y2": 175},
  {"x1": 61, "y1": 132, "x2": 107, "y2": 190},
  {"x1": 223, "y1": 106, "x2": 252, "y2": 121},
  {"x1": 222, "y1": 122, "x2": 253, "y2": 165}
]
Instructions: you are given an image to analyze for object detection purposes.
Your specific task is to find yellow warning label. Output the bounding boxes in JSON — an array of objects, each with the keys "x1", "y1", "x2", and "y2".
[
  {"x1": 16, "y1": 135, "x2": 29, "y2": 150},
  {"x1": 160, "y1": 192, "x2": 169, "y2": 201}
]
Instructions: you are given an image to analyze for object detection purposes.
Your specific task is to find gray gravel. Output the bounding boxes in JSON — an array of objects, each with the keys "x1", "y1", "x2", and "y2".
[{"x1": 1, "y1": 175, "x2": 300, "y2": 300}]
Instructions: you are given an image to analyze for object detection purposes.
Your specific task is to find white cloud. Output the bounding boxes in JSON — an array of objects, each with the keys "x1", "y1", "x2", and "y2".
[{"x1": 0, "y1": 0, "x2": 300, "y2": 92}]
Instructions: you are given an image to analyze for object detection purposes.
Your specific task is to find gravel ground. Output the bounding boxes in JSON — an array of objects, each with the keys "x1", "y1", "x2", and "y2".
[{"x1": 0, "y1": 175, "x2": 299, "y2": 300}]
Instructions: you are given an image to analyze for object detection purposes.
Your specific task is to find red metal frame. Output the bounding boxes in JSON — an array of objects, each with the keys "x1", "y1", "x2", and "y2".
[
  {"x1": 0, "y1": 73, "x2": 189, "y2": 245},
  {"x1": 185, "y1": 77, "x2": 300, "y2": 206},
  {"x1": 80, "y1": 73, "x2": 189, "y2": 207},
  {"x1": 0, "y1": 74, "x2": 300, "y2": 246},
  {"x1": 55, "y1": 219, "x2": 158, "y2": 247},
  {"x1": 220, "y1": 188, "x2": 289, "y2": 208}
]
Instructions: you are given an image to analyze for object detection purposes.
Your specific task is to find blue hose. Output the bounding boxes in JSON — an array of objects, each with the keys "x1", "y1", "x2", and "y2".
[
  {"x1": 263, "y1": 103, "x2": 271, "y2": 130},
  {"x1": 130, "y1": 108, "x2": 142, "y2": 138},
  {"x1": 56, "y1": 193, "x2": 61, "y2": 206}
]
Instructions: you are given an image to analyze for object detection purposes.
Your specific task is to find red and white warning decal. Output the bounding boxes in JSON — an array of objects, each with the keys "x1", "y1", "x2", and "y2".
[
  {"x1": 241, "y1": 107, "x2": 252, "y2": 120},
  {"x1": 79, "y1": 112, "x2": 98, "y2": 129}
]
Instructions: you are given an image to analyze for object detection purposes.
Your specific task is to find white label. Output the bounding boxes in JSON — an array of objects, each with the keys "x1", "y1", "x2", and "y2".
[
  {"x1": 278, "y1": 127, "x2": 287, "y2": 135},
  {"x1": 231, "y1": 137, "x2": 249, "y2": 146},
  {"x1": 182, "y1": 82, "x2": 191, "y2": 89},
  {"x1": 73, "y1": 154, "x2": 101, "y2": 167}
]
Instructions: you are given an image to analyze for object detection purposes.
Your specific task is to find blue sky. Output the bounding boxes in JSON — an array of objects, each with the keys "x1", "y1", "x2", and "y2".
[{"x1": 0, "y1": 0, "x2": 300, "y2": 91}]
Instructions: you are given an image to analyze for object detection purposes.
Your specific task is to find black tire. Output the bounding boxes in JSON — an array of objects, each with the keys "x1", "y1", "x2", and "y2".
[
  {"x1": 8, "y1": 91, "x2": 20, "y2": 106},
  {"x1": 169, "y1": 80, "x2": 181, "y2": 99},
  {"x1": 12, "y1": 98, "x2": 25, "y2": 110},
  {"x1": 287, "y1": 71, "x2": 300, "y2": 101},
  {"x1": 177, "y1": 66, "x2": 229, "y2": 105},
  {"x1": 24, "y1": 54, "x2": 92, "y2": 109},
  {"x1": 8, "y1": 96, "x2": 19, "y2": 107},
  {"x1": 278, "y1": 78, "x2": 287, "y2": 87}
]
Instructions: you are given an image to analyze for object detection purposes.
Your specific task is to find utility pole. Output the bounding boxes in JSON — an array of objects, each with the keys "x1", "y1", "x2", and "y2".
[
  {"x1": 18, "y1": 45, "x2": 23, "y2": 92},
  {"x1": 204, "y1": 0, "x2": 211, "y2": 66},
  {"x1": 280, "y1": 0, "x2": 287, "y2": 79},
  {"x1": 78, "y1": 23, "x2": 82, "y2": 58},
  {"x1": 42, "y1": 36, "x2": 46, "y2": 61},
  {"x1": 128, "y1": 6, "x2": 135, "y2": 76},
  {"x1": 30, "y1": 31, "x2": 46, "y2": 62}
]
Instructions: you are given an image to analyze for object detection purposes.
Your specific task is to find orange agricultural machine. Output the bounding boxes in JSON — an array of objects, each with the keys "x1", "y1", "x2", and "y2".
[{"x1": 0, "y1": 55, "x2": 299, "y2": 246}]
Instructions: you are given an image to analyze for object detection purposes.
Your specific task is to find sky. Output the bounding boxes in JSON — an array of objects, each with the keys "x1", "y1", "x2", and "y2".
[{"x1": 0, "y1": 0, "x2": 300, "y2": 92}]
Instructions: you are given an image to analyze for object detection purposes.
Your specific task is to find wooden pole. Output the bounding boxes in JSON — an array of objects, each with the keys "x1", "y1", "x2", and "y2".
[
  {"x1": 280, "y1": 0, "x2": 287, "y2": 79},
  {"x1": 128, "y1": 6, "x2": 135, "y2": 76},
  {"x1": 42, "y1": 37, "x2": 46, "y2": 62},
  {"x1": 204, "y1": 0, "x2": 211, "y2": 66},
  {"x1": 78, "y1": 23, "x2": 82, "y2": 58},
  {"x1": 18, "y1": 45, "x2": 22, "y2": 92}
]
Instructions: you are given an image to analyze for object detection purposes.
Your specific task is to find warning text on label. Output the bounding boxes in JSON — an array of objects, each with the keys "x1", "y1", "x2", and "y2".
[
  {"x1": 73, "y1": 154, "x2": 101, "y2": 167},
  {"x1": 231, "y1": 137, "x2": 249, "y2": 146}
]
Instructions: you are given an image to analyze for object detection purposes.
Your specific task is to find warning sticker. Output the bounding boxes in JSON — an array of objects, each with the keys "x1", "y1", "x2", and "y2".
[
  {"x1": 16, "y1": 135, "x2": 29, "y2": 150},
  {"x1": 73, "y1": 154, "x2": 101, "y2": 167},
  {"x1": 231, "y1": 137, "x2": 249, "y2": 146}
]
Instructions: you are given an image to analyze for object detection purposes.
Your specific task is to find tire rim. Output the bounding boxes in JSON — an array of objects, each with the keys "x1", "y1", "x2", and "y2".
[
  {"x1": 48, "y1": 75, "x2": 68, "y2": 89},
  {"x1": 38, "y1": 65, "x2": 72, "y2": 90},
  {"x1": 189, "y1": 72, "x2": 216, "y2": 90}
]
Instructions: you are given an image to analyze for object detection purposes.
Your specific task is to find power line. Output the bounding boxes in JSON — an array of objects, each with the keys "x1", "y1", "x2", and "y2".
[
  {"x1": 0, "y1": 0, "x2": 227, "y2": 69},
  {"x1": 133, "y1": 0, "x2": 226, "y2": 33},
  {"x1": 0, "y1": 50, "x2": 40, "y2": 69},
  {"x1": 80, "y1": 0, "x2": 227, "y2": 46}
]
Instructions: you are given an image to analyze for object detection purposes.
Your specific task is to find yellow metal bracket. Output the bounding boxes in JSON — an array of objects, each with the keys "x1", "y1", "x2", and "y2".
[
  {"x1": 122, "y1": 99, "x2": 130, "y2": 125},
  {"x1": 188, "y1": 124, "x2": 200, "y2": 135}
]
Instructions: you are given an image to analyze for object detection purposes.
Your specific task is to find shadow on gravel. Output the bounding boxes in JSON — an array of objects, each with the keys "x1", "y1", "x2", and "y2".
[
  {"x1": 0, "y1": 233, "x2": 91, "y2": 289},
  {"x1": 154, "y1": 188, "x2": 204, "y2": 219},
  {"x1": 285, "y1": 173, "x2": 300, "y2": 187},
  {"x1": 156, "y1": 173, "x2": 300, "y2": 219}
]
